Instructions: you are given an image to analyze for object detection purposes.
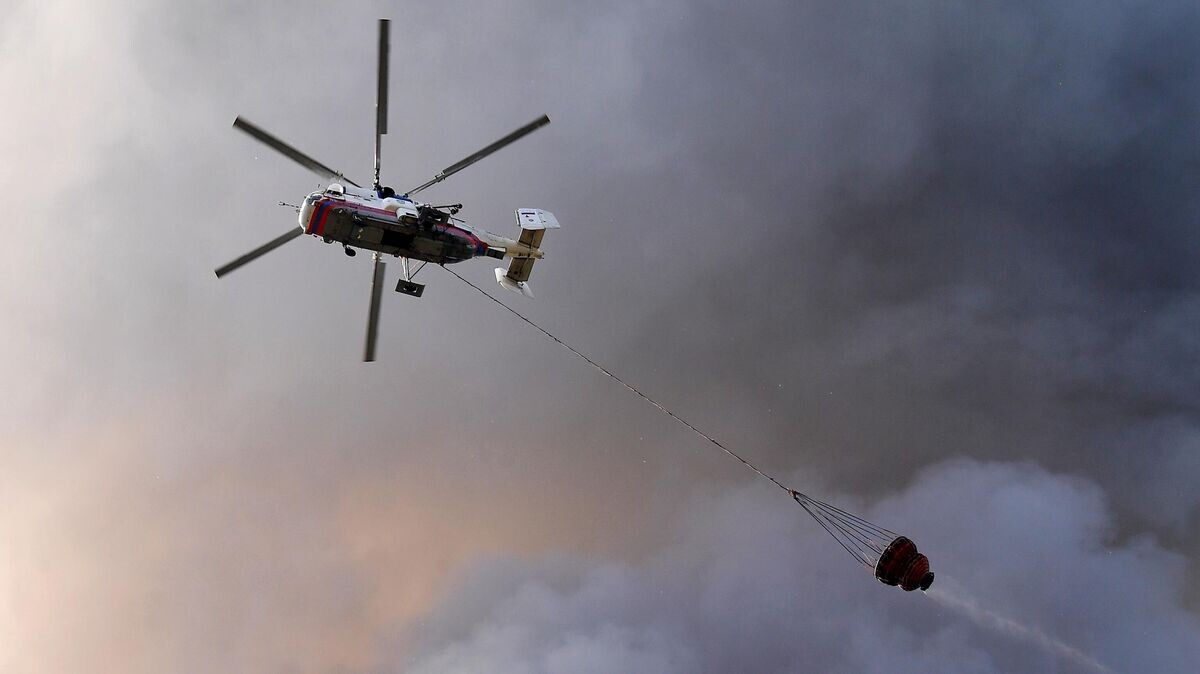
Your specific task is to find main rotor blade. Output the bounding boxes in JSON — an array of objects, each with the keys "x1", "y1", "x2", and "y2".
[
  {"x1": 363, "y1": 255, "x2": 386, "y2": 362},
  {"x1": 233, "y1": 117, "x2": 360, "y2": 187},
  {"x1": 373, "y1": 18, "x2": 390, "y2": 190},
  {"x1": 406, "y1": 114, "x2": 550, "y2": 196},
  {"x1": 214, "y1": 227, "x2": 304, "y2": 278}
]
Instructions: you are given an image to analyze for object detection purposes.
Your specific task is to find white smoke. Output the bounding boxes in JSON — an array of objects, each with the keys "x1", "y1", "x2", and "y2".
[{"x1": 398, "y1": 459, "x2": 1200, "y2": 673}]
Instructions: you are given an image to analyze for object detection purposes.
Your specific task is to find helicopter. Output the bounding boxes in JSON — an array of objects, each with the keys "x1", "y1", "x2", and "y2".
[{"x1": 215, "y1": 18, "x2": 560, "y2": 362}]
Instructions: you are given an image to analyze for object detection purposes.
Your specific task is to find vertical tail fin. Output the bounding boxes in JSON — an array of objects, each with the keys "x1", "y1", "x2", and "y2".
[{"x1": 496, "y1": 208, "x2": 559, "y2": 297}]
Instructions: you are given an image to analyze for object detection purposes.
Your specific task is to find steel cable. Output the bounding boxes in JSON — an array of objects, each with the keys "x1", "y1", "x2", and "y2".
[{"x1": 443, "y1": 265, "x2": 900, "y2": 568}]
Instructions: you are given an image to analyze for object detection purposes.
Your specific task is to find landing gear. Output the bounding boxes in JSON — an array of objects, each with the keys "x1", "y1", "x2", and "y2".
[
  {"x1": 394, "y1": 256, "x2": 426, "y2": 297},
  {"x1": 344, "y1": 246, "x2": 357, "y2": 257}
]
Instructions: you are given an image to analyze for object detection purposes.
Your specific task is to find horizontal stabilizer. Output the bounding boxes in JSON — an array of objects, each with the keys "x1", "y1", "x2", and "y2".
[
  {"x1": 516, "y1": 208, "x2": 560, "y2": 230},
  {"x1": 516, "y1": 208, "x2": 559, "y2": 250}
]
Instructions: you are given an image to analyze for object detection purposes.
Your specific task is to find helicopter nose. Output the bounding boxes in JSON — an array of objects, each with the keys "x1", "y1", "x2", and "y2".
[{"x1": 298, "y1": 194, "x2": 319, "y2": 231}]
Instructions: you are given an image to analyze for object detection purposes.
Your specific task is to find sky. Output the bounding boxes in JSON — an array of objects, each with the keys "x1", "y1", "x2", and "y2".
[{"x1": 1, "y1": 1, "x2": 1198, "y2": 672}]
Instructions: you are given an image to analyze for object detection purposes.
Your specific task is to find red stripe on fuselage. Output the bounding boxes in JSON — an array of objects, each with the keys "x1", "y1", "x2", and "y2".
[
  {"x1": 457, "y1": 228, "x2": 486, "y2": 255},
  {"x1": 315, "y1": 201, "x2": 333, "y2": 237},
  {"x1": 308, "y1": 198, "x2": 401, "y2": 237},
  {"x1": 307, "y1": 199, "x2": 339, "y2": 236}
]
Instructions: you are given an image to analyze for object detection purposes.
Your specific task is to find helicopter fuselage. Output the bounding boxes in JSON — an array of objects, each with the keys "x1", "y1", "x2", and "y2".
[{"x1": 298, "y1": 183, "x2": 528, "y2": 265}]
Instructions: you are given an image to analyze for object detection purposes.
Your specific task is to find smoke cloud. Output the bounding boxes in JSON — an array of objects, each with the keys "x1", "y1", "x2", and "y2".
[
  {"x1": 2, "y1": 0, "x2": 1199, "y2": 672},
  {"x1": 400, "y1": 460, "x2": 1200, "y2": 674}
]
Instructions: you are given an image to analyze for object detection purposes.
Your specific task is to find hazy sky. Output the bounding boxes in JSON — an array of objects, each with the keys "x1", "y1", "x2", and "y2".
[{"x1": 2, "y1": 1, "x2": 1198, "y2": 672}]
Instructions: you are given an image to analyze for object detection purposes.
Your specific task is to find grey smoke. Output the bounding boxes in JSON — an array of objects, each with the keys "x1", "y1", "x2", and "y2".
[
  {"x1": 2, "y1": 0, "x2": 1199, "y2": 671},
  {"x1": 400, "y1": 460, "x2": 1199, "y2": 673}
]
